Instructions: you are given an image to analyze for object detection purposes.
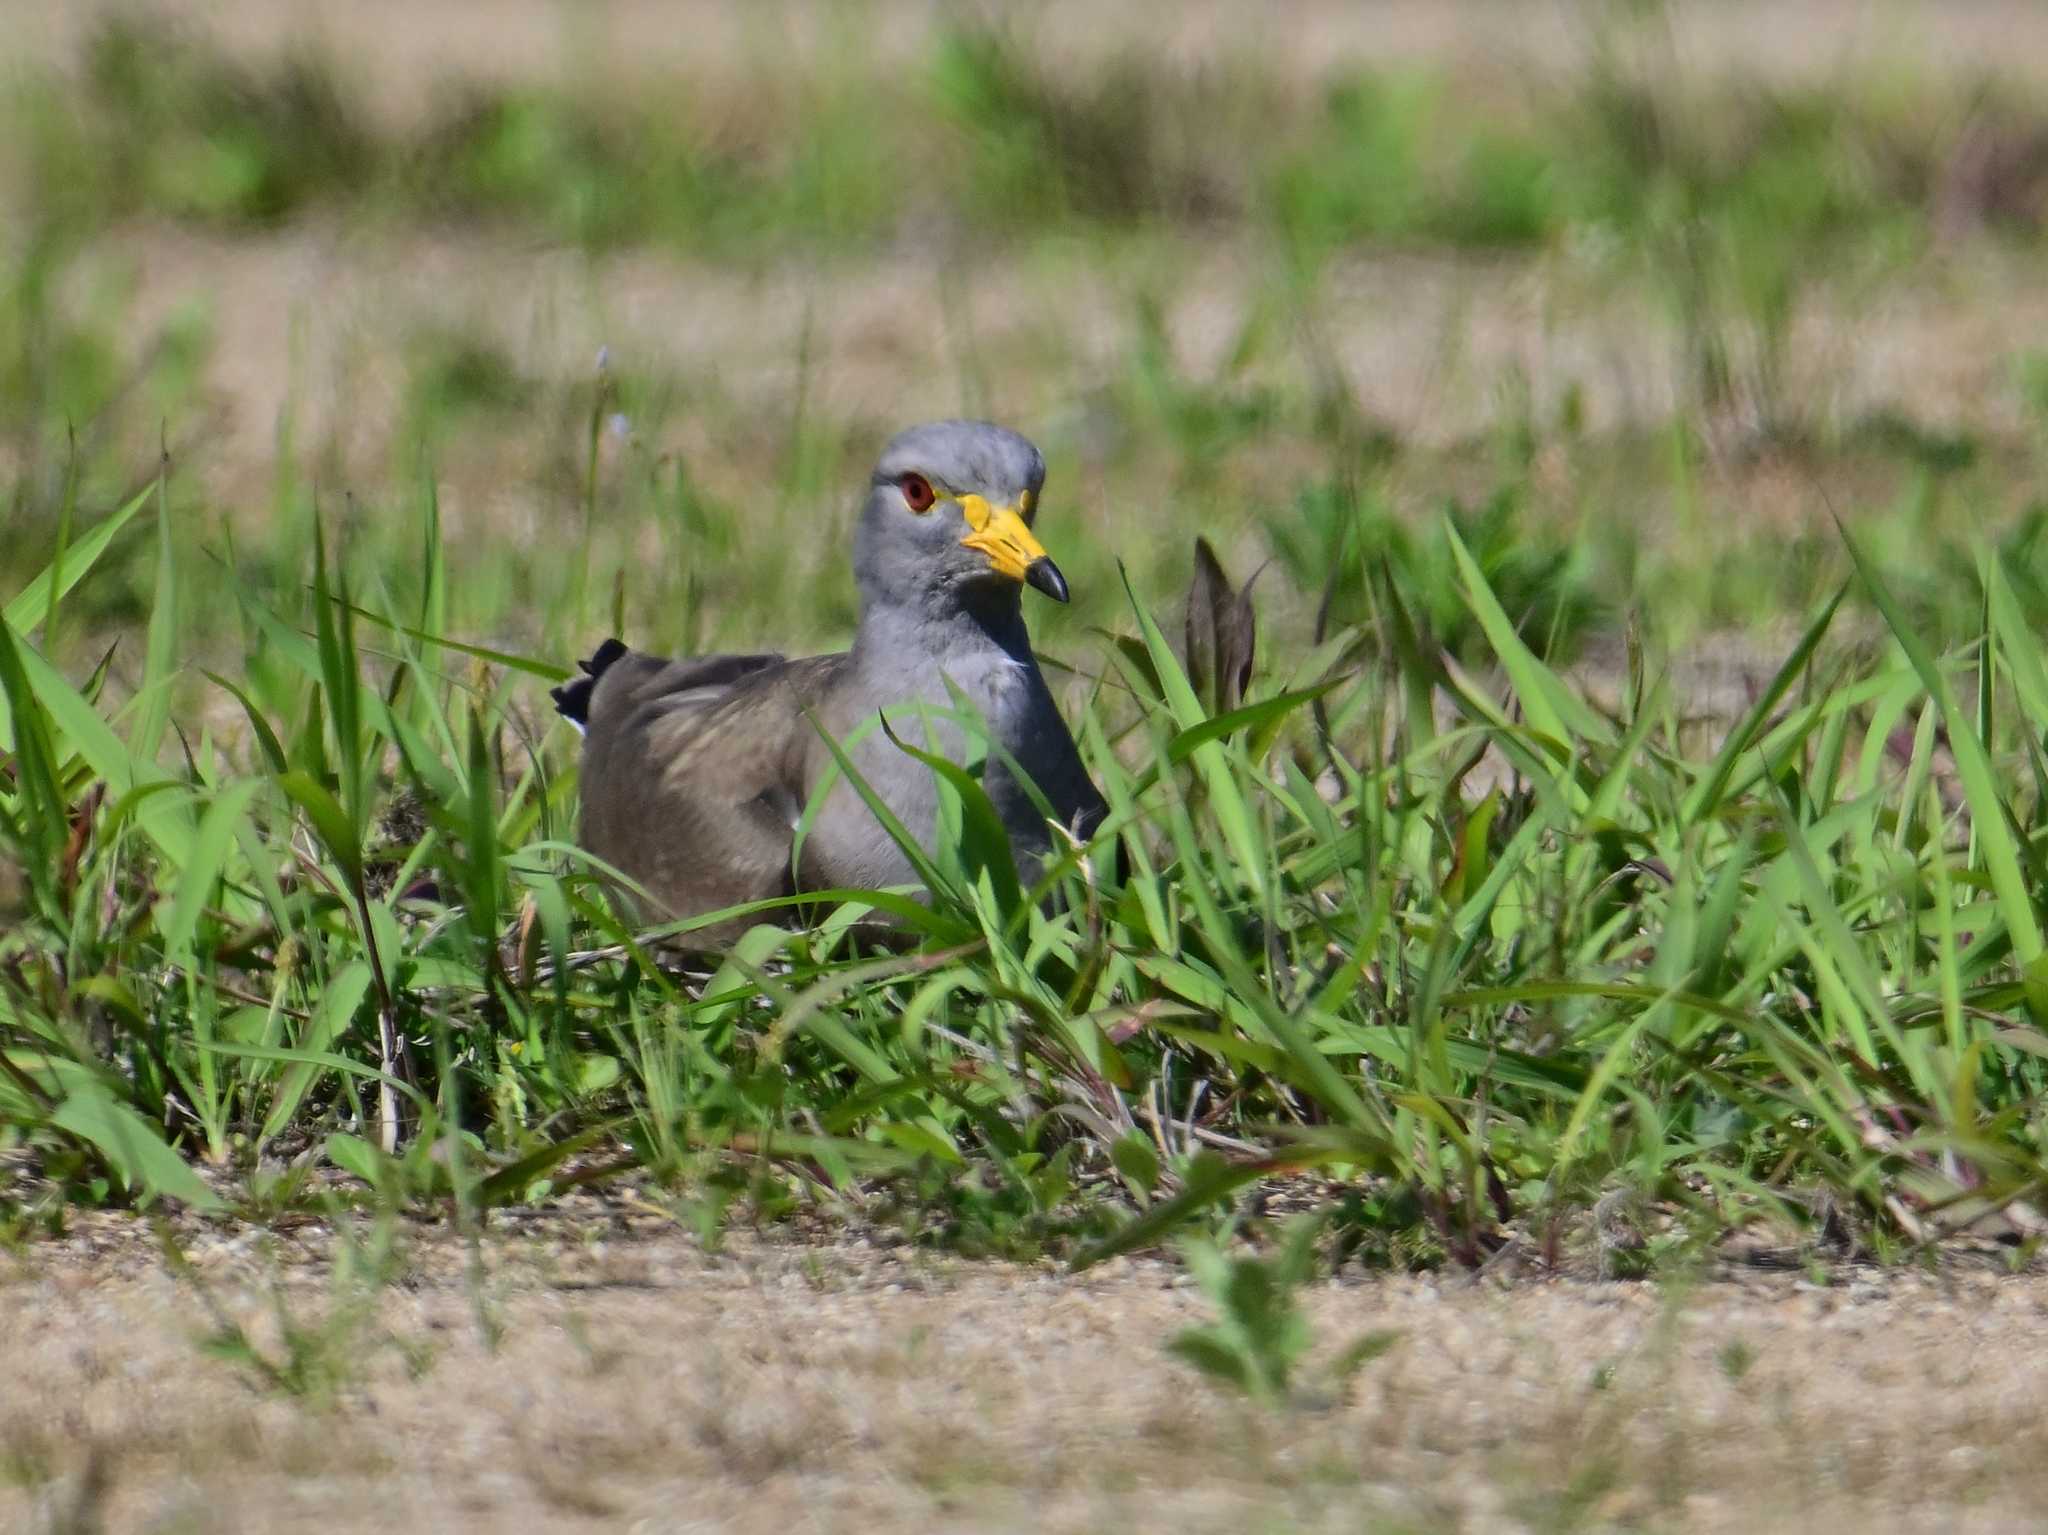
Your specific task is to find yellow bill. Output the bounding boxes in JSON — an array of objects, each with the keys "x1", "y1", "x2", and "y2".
[{"x1": 957, "y1": 495, "x2": 1069, "y2": 602}]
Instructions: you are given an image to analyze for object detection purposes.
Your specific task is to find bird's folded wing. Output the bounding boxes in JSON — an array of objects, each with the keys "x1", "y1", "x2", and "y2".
[{"x1": 576, "y1": 645, "x2": 841, "y2": 925}]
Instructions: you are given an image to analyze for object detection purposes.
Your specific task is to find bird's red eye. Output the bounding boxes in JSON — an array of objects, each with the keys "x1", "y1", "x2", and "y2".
[{"x1": 899, "y1": 474, "x2": 936, "y2": 513}]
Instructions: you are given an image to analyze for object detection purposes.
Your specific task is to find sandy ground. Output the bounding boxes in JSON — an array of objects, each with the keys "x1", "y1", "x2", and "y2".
[{"x1": 5, "y1": 1211, "x2": 2048, "y2": 1535}]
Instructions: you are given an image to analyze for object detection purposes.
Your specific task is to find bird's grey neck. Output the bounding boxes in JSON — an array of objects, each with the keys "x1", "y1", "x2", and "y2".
[{"x1": 851, "y1": 590, "x2": 1034, "y2": 674}]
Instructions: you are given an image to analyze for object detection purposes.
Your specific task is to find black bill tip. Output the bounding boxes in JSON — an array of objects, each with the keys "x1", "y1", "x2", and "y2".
[{"x1": 1025, "y1": 557, "x2": 1070, "y2": 603}]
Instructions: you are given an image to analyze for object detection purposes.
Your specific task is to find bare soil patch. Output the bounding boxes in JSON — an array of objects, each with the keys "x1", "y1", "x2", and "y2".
[
  {"x1": 83, "y1": 223, "x2": 2048, "y2": 496},
  {"x1": 5, "y1": 1212, "x2": 2047, "y2": 1534}
]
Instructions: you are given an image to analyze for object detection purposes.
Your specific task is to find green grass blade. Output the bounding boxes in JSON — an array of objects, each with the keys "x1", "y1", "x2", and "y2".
[
  {"x1": 159, "y1": 779, "x2": 262, "y2": 966},
  {"x1": 1116, "y1": 560, "x2": 1264, "y2": 894},
  {"x1": 131, "y1": 460, "x2": 180, "y2": 764},
  {"x1": 1441, "y1": 517, "x2": 1605, "y2": 745},
  {"x1": 1841, "y1": 525, "x2": 2042, "y2": 970},
  {"x1": 52, "y1": 1086, "x2": 224, "y2": 1212},
  {"x1": 3, "y1": 479, "x2": 154, "y2": 635},
  {"x1": 1683, "y1": 584, "x2": 1845, "y2": 825}
]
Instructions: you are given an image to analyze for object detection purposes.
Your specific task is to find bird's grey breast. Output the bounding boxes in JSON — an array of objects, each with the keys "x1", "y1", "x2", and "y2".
[{"x1": 898, "y1": 647, "x2": 1091, "y2": 845}]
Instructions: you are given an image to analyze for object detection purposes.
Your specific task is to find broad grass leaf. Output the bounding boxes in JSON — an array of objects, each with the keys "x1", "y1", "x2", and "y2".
[
  {"x1": 1441, "y1": 517, "x2": 1605, "y2": 745},
  {"x1": 52, "y1": 1086, "x2": 223, "y2": 1211},
  {"x1": 159, "y1": 778, "x2": 262, "y2": 965},
  {"x1": 343, "y1": 599, "x2": 571, "y2": 681},
  {"x1": 259, "y1": 960, "x2": 374, "y2": 1142},
  {"x1": 1111, "y1": 1130, "x2": 1161, "y2": 1198},
  {"x1": 0, "y1": 617, "x2": 70, "y2": 873},
  {"x1": 475, "y1": 1123, "x2": 618, "y2": 1206},
  {"x1": 8, "y1": 628, "x2": 194, "y2": 867},
  {"x1": 880, "y1": 711, "x2": 1022, "y2": 923},
  {"x1": 3, "y1": 480, "x2": 154, "y2": 634},
  {"x1": 1164, "y1": 677, "x2": 1345, "y2": 763},
  {"x1": 325, "y1": 1131, "x2": 383, "y2": 1186},
  {"x1": 1166, "y1": 1330, "x2": 1253, "y2": 1394},
  {"x1": 201, "y1": 670, "x2": 290, "y2": 774},
  {"x1": 276, "y1": 770, "x2": 364, "y2": 886}
]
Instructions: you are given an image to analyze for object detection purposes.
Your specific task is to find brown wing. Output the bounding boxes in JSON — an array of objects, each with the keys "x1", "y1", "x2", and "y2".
[{"x1": 574, "y1": 644, "x2": 846, "y2": 937}]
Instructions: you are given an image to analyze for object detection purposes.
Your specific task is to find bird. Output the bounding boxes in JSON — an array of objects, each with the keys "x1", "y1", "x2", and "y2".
[{"x1": 551, "y1": 419, "x2": 1107, "y2": 944}]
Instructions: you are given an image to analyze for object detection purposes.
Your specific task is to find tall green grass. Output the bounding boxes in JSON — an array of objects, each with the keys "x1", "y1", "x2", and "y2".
[{"x1": 7, "y1": 443, "x2": 2048, "y2": 1270}]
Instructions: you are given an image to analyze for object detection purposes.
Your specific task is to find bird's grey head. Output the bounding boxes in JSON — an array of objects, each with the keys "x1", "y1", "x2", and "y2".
[{"x1": 853, "y1": 420, "x2": 1066, "y2": 621}]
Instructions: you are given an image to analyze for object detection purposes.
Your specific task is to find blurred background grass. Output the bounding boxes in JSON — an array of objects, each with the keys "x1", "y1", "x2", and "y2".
[{"x1": 9, "y1": 0, "x2": 2048, "y2": 685}]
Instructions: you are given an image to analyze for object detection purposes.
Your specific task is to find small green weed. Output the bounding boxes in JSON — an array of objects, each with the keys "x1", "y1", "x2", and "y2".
[{"x1": 1168, "y1": 1216, "x2": 1401, "y2": 1407}]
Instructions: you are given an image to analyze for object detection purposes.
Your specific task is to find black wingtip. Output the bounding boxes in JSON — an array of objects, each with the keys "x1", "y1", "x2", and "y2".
[{"x1": 551, "y1": 637, "x2": 628, "y2": 726}]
